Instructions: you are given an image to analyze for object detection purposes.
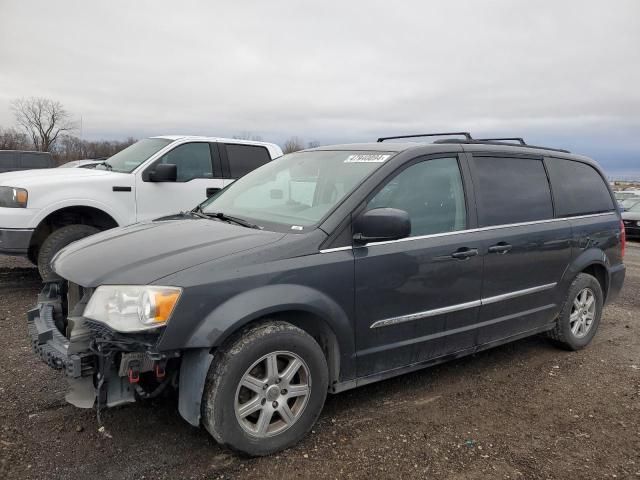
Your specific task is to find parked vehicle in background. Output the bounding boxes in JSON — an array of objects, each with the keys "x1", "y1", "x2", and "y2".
[
  {"x1": 27, "y1": 132, "x2": 625, "y2": 456},
  {"x1": 0, "y1": 150, "x2": 55, "y2": 173},
  {"x1": 614, "y1": 190, "x2": 640, "y2": 201},
  {"x1": 0, "y1": 135, "x2": 282, "y2": 279},
  {"x1": 622, "y1": 202, "x2": 640, "y2": 238},
  {"x1": 618, "y1": 197, "x2": 640, "y2": 212},
  {"x1": 58, "y1": 159, "x2": 105, "y2": 169}
]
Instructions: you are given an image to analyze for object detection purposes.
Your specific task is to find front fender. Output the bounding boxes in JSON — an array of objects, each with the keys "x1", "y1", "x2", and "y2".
[
  {"x1": 29, "y1": 199, "x2": 129, "y2": 229},
  {"x1": 181, "y1": 283, "x2": 355, "y2": 370}
]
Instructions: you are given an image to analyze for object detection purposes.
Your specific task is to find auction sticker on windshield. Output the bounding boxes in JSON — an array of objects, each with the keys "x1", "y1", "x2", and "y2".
[{"x1": 344, "y1": 154, "x2": 391, "y2": 163}]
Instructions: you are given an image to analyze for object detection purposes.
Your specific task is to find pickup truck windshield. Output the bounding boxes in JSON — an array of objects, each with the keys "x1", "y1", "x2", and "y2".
[
  {"x1": 98, "y1": 138, "x2": 172, "y2": 173},
  {"x1": 201, "y1": 150, "x2": 393, "y2": 230}
]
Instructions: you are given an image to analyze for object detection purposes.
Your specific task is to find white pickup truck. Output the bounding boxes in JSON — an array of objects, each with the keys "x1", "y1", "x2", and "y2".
[{"x1": 0, "y1": 135, "x2": 282, "y2": 279}]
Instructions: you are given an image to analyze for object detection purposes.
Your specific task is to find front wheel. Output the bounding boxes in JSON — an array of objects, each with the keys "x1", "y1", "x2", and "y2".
[
  {"x1": 37, "y1": 224, "x2": 100, "y2": 280},
  {"x1": 202, "y1": 322, "x2": 328, "y2": 456}
]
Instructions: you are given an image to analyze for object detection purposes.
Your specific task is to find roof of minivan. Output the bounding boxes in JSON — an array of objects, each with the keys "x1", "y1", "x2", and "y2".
[{"x1": 309, "y1": 141, "x2": 597, "y2": 166}]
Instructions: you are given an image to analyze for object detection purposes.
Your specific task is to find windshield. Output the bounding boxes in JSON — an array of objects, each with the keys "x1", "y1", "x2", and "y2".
[
  {"x1": 629, "y1": 202, "x2": 640, "y2": 213},
  {"x1": 201, "y1": 150, "x2": 393, "y2": 230},
  {"x1": 97, "y1": 138, "x2": 172, "y2": 173}
]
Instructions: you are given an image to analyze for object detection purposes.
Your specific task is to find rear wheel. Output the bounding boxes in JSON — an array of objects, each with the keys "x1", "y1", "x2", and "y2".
[
  {"x1": 547, "y1": 273, "x2": 603, "y2": 350},
  {"x1": 202, "y1": 321, "x2": 328, "y2": 456},
  {"x1": 37, "y1": 224, "x2": 100, "y2": 280}
]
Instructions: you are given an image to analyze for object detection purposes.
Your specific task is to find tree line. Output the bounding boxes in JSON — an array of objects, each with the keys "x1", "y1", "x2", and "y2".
[{"x1": 1, "y1": 97, "x2": 319, "y2": 164}]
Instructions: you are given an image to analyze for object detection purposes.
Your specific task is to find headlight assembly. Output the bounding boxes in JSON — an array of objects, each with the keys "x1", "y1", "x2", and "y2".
[
  {"x1": 84, "y1": 285, "x2": 182, "y2": 333},
  {"x1": 0, "y1": 186, "x2": 28, "y2": 208}
]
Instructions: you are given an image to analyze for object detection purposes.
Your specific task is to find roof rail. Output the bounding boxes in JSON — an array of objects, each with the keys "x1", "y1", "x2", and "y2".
[
  {"x1": 377, "y1": 132, "x2": 473, "y2": 143},
  {"x1": 377, "y1": 132, "x2": 570, "y2": 153},
  {"x1": 433, "y1": 138, "x2": 570, "y2": 153},
  {"x1": 476, "y1": 137, "x2": 526, "y2": 145}
]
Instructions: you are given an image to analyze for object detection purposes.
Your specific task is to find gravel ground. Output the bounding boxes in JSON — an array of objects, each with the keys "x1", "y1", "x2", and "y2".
[{"x1": 0, "y1": 246, "x2": 639, "y2": 480}]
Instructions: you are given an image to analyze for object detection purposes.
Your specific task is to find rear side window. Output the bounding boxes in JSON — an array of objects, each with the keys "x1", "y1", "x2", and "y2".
[
  {"x1": 226, "y1": 144, "x2": 271, "y2": 178},
  {"x1": 545, "y1": 158, "x2": 614, "y2": 216},
  {"x1": 472, "y1": 156, "x2": 553, "y2": 227}
]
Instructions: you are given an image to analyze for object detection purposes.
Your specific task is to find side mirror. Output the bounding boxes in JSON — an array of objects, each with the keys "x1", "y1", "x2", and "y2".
[
  {"x1": 353, "y1": 208, "x2": 411, "y2": 244},
  {"x1": 149, "y1": 163, "x2": 177, "y2": 182}
]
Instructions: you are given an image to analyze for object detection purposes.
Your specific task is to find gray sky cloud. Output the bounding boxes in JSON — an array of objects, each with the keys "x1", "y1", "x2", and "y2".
[{"x1": 1, "y1": 0, "x2": 639, "y2": 173}]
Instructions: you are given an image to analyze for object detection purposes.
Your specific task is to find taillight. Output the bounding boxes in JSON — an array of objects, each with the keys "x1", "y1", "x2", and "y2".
[{"x1": 620, "y1": 219, "x2": 626, "y2": 260}]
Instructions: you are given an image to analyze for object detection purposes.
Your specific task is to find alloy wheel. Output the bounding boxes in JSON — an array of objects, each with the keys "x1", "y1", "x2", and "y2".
[
  {"x1": 569, "y1": 287, "x2": 596, "y2": 338},
  {"x1": 234, "y1": 351, "x2": 311, "y2": 438}
]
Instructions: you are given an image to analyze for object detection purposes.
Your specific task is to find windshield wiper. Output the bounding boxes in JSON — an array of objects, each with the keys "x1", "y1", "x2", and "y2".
[
  {"x1": 188, "y1": 205, "x2": 209, "y2": 219},
  {"x1": 190, "y1": 205, "x2": 261, "y2": 229},
  {"x1": 96, "y1": 161, "x2": 112, "y2": 171}
]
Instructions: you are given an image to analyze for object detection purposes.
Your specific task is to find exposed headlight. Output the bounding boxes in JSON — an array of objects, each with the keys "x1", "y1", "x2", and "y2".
[
  {"x1": 0, "y1": 186, "x2": 28, "y2": 208},
  {"x1": 84, "y1": 285, "x2": 182, "y2": 333}
]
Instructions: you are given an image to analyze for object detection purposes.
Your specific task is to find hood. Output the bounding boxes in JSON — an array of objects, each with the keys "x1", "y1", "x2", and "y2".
[
  {"x1": 0, "y1": 167, "x2": 117, "y2": 187},
  {"x1": 52, "y1": 218, "x2": 286, "y2": 287},
  {"x1": 622, "y1": 210, "x2": 640, "y2": 221}
]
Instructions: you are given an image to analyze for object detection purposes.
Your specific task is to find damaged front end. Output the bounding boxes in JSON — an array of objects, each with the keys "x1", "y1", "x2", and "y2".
[{"x1": 28, "y1": 281, "x2": 180, "y2": 411}]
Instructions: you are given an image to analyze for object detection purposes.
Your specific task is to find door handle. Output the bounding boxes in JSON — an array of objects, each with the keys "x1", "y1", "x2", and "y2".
[
  {"x1": 451, "y1": 247, "x2": 479, "y2": 260},
  {"x1": 206, "y1": 187, "x2": 221, "y2": 197},
  {"x1": 488, "y1": 242, "x2": 512, "y2": 254}
]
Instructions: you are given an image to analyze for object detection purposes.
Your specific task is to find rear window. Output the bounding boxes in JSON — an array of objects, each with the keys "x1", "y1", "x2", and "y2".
[
  {"x1": 226, "y1": 144, "x2": 271, "y2": 178},
  {"x1": 545, "y1": 158, "x2": 614, "y2": 216},
  {"x1": 472, "y1": 156, "x2": 554, "y2": 227},
  {"x1": 20, "y1": 152, "x2": 52, "y2": 168},
  {"x1": 0, "y1": 152, "x2": 19, "y2": 168}
]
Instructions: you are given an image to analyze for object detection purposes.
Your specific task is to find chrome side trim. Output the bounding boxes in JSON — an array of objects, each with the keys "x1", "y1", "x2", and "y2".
[
  {"x1": 318, "y1": 246, "x2": 352, "y2": 254},
  {"x1": 370, "y1": 300, "x2": 481, "y2": 329},
  {"x1": 370, "y1": 282, "x2": 558, "y2": 328},
  {"x1": 361, "y1": 303, "x2": 556, "y2": 354},
  {"x1": 362, "y1": 212, "x2": 615, "y2": 248},
  {"x1": 481, "y1": 282, "x2": 557, "y2": 305},
  {"x1": 318, "y1": 212, "x2": 616, "y2": 253}
]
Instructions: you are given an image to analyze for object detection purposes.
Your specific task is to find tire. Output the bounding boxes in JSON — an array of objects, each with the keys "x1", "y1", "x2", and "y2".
[
  {"x1": 547, "y1": 273, "x2": 604, "y2": 350},
  {"x1": 37, "y1": 224, "x2": 100, "y2": 281},
  {"x1": 202, "y1": 321, "x2": 328, "y2": 456}
]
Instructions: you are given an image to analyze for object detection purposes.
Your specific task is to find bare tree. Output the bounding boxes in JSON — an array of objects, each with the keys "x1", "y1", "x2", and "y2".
[
  {"x1": 55, "y1": 135, "x2": 137, "y2": 164},
  {"x1": 0, "y1": 126, "x2": 30, "y2": 150},
  {"x1": 11, "y1": 97, "x2": 75, "y2": 152},
  {"x1": 282, "y1": 136, "x2": 305, "y2": 154}
]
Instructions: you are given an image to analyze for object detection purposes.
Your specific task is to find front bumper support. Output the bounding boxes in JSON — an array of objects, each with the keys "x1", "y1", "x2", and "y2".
[{"x1": 27, "y1": 302, "x2": 94, "y2": 378}]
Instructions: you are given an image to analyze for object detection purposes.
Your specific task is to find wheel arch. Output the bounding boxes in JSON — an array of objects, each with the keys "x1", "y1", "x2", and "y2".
[
  {"x1": 177, "y1": 284, "x2": 356, "y2": 385},
  {"x1": 581, "y1": 263, "x2": 608, "y2": 300},
  {"x1": 28, "y1": 204, "x2": 120, "y2": 262},
  {"x1": 564, "y1": 248, "x2": 610, "y2": 301}
]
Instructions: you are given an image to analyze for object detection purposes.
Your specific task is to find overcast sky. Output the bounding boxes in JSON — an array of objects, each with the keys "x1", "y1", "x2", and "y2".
[{"x1": 1, "y1": 0, "x2": 639, "y2": 174}]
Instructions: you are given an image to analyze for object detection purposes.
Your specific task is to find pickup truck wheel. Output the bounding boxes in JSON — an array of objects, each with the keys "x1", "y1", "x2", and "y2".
[
  {"x1": 37, "y1": 224, "x2": 100, "y2": 281},
  {"x1": 202, "y1": 321, "x2": 328, "y2": 456},
  {"x1": 547, "y1": 273, "x2": 603, "y2": 350}
]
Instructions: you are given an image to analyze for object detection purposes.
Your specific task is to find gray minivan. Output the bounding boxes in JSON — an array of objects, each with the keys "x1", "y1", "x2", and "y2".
[
  {"x1": 28, "y1": 133, "x2": 625, "y2": 456},
  {"x1": 0, "y1": 150, "x2": 55, "y2": 173}
]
